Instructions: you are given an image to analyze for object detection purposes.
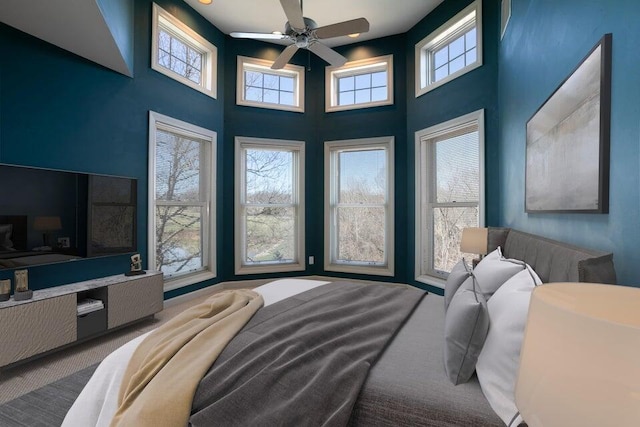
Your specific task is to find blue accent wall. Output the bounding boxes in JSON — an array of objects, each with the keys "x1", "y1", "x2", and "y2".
[
  {"x1": 406, "y1": 0, "x2": 500, "y2": 294},
  {"x1": 222, "y1": 35, "x2": 409, "y2": 284},
  {"x1": 498, "y1": 0, "x2": 640, "y2": 286},
  {"x1": 0, "y1": 0, "x2": 506, "y2": 298},
  {"x1": 0, "y1": 0, "x2": 225, "y2": 296}
]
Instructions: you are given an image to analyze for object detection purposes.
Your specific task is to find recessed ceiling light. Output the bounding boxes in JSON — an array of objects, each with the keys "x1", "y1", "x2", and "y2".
[
  {"x1": 198, "y1": 0, "x2": 212, "y2": 4},
  {"x1": 348, "y1": 33, "x2": 360, "y2": 38}
]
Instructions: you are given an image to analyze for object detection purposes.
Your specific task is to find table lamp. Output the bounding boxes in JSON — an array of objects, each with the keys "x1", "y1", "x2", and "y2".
[
  {"x1": 33, "y1": 216, "x2": 62, "y2": 247},
  {"x1": 460, "y1": 227, "x2": 488, "y2": 267},
  {"x1": 515, "y1": 282, "x2": 640, "y2": 427}
]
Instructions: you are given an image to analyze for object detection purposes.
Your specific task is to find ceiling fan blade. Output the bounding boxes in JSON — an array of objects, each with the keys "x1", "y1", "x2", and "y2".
[
  {"x1": 308, "y1": 42, "x2": 347, "y2": 67},
  {"x1": 315, "y1": 18, "x2": 370, "y2": 39},
  {"x1": 271, "y1": 44, "x2": 299, "y2": 69},
  {"x1": 230, "y1": 32, "x2": 288, "y2": 40},
  {"x1": 279, "y1": 0, "x2": 306, "y2": 31}
]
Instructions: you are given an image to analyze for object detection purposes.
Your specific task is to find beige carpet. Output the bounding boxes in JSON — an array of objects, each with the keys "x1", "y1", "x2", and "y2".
[{"x1": 0, "y1": 284, "x2": 226, "y2": 404}]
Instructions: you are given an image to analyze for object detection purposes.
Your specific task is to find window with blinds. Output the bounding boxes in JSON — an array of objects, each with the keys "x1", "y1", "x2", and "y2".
[
  {"x1": 148, "y1": 111, "x2": 216, "y2": 291},
  {"x1": 415, "y1": 110, "x2": 484, "y2": 284},
  {"x1": 325, "y1": 137, "x2": 394, "y2": 276},
  {"x1": 234, "y1": 137, "x2": 305, "y2": 275}
]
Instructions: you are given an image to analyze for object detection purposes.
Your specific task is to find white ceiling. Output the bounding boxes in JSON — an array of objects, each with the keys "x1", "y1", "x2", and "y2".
[
  {"x1": 183, "y1": 0, "x2": 444, "y2": 47},
  {"x1": 0, "y1": 0, "x2": 444, "y2": 77}
]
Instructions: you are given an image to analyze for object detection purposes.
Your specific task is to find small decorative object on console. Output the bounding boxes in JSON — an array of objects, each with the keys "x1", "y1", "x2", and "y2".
[
  {"x1": 0, "y1": 279, "x2": 10, "y2": 302},
  {"x1": 13, "y1": 269, "x2": 32, "y2": 301},
  {"x1": 125, "y1": 253, "x2": 146, "y2": 276}
]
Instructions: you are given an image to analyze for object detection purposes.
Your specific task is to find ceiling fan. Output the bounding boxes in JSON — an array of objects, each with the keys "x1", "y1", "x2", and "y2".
[{"x1": 230, "y1": 0, "x2": 370, "y2": 69}]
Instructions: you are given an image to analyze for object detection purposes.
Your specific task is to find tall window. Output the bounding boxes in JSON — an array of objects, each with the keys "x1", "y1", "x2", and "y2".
[
  {"x1": 325, "y1": 137, "x2": 394, "y2": 276},
  {"x1": 235, "y1": 137, "x2": 305, "y2": 274},
  {"x1": 415, "y1": 0, "x2": 482, "y2": 97},
  {"x1": 415, "y1": 110, "x2": 484, "y2": 286},
  {"x1": 148, "y1": 112, "x2": 216, "y2": 291},
  {"x1": 151, "y1": 3, "x2": 217, "y2": 98},
  {"x1": 325, "y1": 55, "x2": 394, "y2": 112},
  {"x1": 237, "y1": 56, "x2": 304, "y2": 113}
]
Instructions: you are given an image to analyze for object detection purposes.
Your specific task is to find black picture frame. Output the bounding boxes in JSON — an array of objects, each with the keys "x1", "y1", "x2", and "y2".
[{"x1": 525, "y1": 33, "x2": 612, "y2": 213}]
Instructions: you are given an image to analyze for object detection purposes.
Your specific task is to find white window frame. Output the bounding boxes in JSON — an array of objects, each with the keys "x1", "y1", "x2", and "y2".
[
  {"x1": 235, "y1": 136, "x2": 305, "y2": 275},
  {"x1": 236, "y1": 56, "x2": 305, "y2": 113},
  {"x1": 151, "y1": 3, "x2": 217, "y2": 98},
  {"x1": 148, "y1": 111, "x2": 217, "y2": 291},
  {"x1": 324, "y1": 137, "x2": 395, "y2": 276},
  {"x1": 415, "y1": 0, "x2": 482, "y2": 97},
  {"x1": 415, "y1": 109, "x2": 485, "y2": 288},
  {"x1": 325, "y1": 55, "x2": 394, "y2": 112}
]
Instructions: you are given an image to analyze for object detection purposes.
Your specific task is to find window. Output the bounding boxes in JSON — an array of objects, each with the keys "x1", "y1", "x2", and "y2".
[
  {"x1": 415, "y1": 110, "x2": 485, "y2": 287},
  {"x1": 235, "y1": 137, "x2": 305, "y2": 274},
  {"x1": 237, "y1": 56, "x2": 304, "y2": 112},
  {"x1": 148, "y1": 111, "x2": 216, "y2": 291},
  {"x1": 152, "y1": 3, "x2": 217, "y2": 98},
  {"x1": 325, "y1": 55, "x2": 393, "y2": 112},
  {"x1": 325, "y1": 137, "x2": 394, "y2": 276},
  {"x1": 415, "y1": 0, "x2": 482, "y2": 97}
]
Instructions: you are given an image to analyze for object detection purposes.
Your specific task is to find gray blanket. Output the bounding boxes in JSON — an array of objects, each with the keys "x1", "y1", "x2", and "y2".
[{"x1": 189, "y1": 281, "x2": 425, "y2": 426}]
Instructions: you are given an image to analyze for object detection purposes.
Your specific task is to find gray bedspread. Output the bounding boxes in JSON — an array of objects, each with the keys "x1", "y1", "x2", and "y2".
[
  {"x1": 190, "y1": 281, "x2": 425, "y2": 426},
  {"x1": 349, "y1": 293, "x2": 502, "y2": 426}
]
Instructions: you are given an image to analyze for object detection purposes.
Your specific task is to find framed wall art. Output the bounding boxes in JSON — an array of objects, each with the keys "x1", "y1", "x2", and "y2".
[{"x1": 525, "y1": 33, "x2": 612, "y2": 213}]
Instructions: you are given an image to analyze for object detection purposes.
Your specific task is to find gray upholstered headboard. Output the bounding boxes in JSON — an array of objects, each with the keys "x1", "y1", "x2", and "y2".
[{"x1": 487, "y1": 227, "x2": 617, "y2": 284}]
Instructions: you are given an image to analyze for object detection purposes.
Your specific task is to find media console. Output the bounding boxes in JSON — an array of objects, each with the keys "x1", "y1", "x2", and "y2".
[{"x1": 0, "y1": 271, "x2": 163, "y2": 369}]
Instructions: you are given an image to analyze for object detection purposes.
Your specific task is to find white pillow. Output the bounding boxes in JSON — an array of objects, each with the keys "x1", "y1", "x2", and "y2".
[
  {"x1": 472, "y1": 247, "x2": 525, "y2": 301},
  {"x1": 475, "y1": 266, "x2": 542, "y2": 426},
  {"x1": 444, "y1": 258, "x2": 471, "y2": 311},
  {"x1": 444, "y1": 276, "x2": 489, "y2": 385}
]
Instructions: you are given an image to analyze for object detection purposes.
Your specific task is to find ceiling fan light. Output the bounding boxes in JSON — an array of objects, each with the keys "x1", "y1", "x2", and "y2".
[
  {"x1": 348, "y1": 33, "x2": 360, "y2": 38},
  {"x1": 272, "y1": 31, "x2": 283, "y2": 35},
  {"x1": 198, "y1": 0, "x2": 212, "y2": 4}
]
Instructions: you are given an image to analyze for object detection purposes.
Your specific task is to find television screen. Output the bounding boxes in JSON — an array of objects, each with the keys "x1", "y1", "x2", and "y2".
[{"x1": 0, "y1": 163, "x2": 137, "y2": 270}]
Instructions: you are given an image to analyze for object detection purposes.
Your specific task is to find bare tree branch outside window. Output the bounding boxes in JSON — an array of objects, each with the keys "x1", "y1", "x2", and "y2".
[{"x1": 155, "y1": 130, "x2": 206, "y2": 276}]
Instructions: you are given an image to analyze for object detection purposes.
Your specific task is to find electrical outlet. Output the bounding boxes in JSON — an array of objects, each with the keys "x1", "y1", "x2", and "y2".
[{"x1": 308, "y1": 256, "x2": 314, "y2": 265}]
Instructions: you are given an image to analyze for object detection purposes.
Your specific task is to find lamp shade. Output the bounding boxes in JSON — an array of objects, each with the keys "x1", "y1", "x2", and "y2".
[
  {"x1": 33, "y1": 216, "x2": 62, "y2": 231},
  {"x1": 459, "y1": 227, "x2": 488, "y2": 255},
  {"x1": 515, "y1": 282, "x2": 640, "y2": 427}
]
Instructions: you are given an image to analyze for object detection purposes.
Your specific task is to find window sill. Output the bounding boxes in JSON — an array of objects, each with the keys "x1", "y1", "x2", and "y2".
[
  {"x1": 415, "y1": 274, "x2": 446, "y2": 289},
  {"x1": 235, "y1": 262, "x2": 305, "y2": 276},
  {"x1": 415, "y1": 61, "x2": 482, "y2": 98},
  {"x1": 325, "y1": 263, "x2": 394, "y2": 277},
  {"x1": 163, "y1": 270, "x2": 216, "y2": 292}
]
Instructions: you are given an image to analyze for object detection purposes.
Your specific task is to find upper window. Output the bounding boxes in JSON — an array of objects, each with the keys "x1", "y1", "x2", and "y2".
[
  {"x1": 325, "y1": 55, "x2": 394, "y2": 112},
  {"x1": 324, "y1": 137, "x2": 394, "y2": 276},
  {"x1": 415, "y1": 110, "x2": 485, "y2": 288},
  {"x1": 235, "y1": 137, "x2": 305, "y2": 274},
  {"x1": 237, "y1": 56, "x2": 304, "y2": 112},
  {"x1": 152, "y1": 3, "x2": 217, "y2": 98},
  {"x1": 415, "y1": 0, "x2": 482, "y2": 97},
  {"x1": 148, "y1": 111, "x2": 216, "y2": 291}
]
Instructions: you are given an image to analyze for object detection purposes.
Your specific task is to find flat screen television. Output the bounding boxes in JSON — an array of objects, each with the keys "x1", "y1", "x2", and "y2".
[{"x1": 0, "y1": 163, "x2": 137, "y2": 271}]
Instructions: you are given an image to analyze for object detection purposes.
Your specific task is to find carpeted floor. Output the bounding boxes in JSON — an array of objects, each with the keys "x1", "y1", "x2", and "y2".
[{"x1": 0, "y1": 363, "x2": 98, "y2": 426}]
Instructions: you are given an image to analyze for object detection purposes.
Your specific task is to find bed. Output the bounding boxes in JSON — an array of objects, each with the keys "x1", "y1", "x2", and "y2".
[
  {"x1": 0, "y1": 215, "x2": 80, "y2": 269},
  {"x1": 62, "y1": 228, "x2": 616, "y2": 427}
]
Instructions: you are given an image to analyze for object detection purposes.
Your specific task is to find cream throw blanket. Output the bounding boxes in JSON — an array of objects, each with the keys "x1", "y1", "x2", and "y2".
[{"x1": 110, "y1": 289, "x2": 263, "y2": 427}]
